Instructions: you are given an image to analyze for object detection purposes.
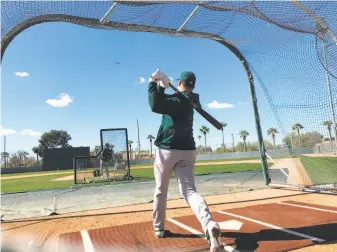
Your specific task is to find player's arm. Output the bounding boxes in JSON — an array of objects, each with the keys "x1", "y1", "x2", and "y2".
[
  {"x1": 148, "y1": 82, "x2": 181, "y2": 115},
  {"x1": 147, "y1": 69, "x2": 182, "y2": 115}
]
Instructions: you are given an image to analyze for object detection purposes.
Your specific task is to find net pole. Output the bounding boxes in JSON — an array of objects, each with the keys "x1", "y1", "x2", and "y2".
[
  {"x1": 125, "y1": 128, "x2": 131, "y2": 176},
  {"x1": 137, "y1": 119, "x2": 140, "y2": 158},
  {"x1": 249, "y1": 74, "x2": 270, "y2": 185},
  {"x1": 100, "y1": 2, "x2": 118, "y2": 23},
  {"x1": 321, "y1": 38, "x2": 337, "y2": 152},
  {"x1": 290, "y1": 0, "x2": 337, "y2": 43},
  {"x1": 218, "y1": 41, "x2": 270, "y2": 185},
  {"x1": 177, "y1": 4, "x2": 200, "y2": 32}
]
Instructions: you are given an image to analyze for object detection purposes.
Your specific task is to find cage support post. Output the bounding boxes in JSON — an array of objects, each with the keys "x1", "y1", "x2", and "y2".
[
  {"x1": 247, "y1": 64, "x2": 270, "y2": 185},
  {"x1": 292, "y1": 1, "x2": 337, "y2": 152},
  {"x1": 100, "y1": 2, "x2": 118, "y2": 23},
  {"x1": 218, "y1": 41, "x2": 270, "y2": 185},
  {"x1": 125, "y1": 128, "x2": 131, "y2": 177},
  {"x1": 290, "y1": 0, "x2": 337, "y2": 43},
  {"x1": 321, "y1": 37, "x2": 337, "y2": 152},
  {"x1": 177, "y1": 4, "x2": 200, "y2": 32}
]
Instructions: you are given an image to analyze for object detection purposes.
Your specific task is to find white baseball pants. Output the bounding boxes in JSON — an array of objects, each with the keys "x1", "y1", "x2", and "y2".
[
  {"x1": 152, "y1": 148, "x2": 214, "y2": 232},
  {"x1": 99, "y1": 160, "x2": 109, "y2": 177}
]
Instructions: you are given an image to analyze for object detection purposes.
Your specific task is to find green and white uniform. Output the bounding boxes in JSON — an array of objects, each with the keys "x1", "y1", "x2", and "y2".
[{"x1": 148, "y1": 80, "x2": 214, "y2": 233}]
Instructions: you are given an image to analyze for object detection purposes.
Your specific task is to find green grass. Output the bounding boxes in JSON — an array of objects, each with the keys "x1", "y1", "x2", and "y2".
[
  {"x1": 130, "y1": 157, "x2": 260, "y2": 167},
  {"x1": 195, "y1": 157, "x2": 260, "y2": 163},
  {"x1": 298, "y1": 156, "x2": 337, "y2": 184},
  {"x1": 0, "y1": 169, "x2": 74, "y2": 177},
  {"x1": 1, "y1": 174, "x2": 75, "y2": 193},
  {"x1": 1, "y1": 163, "x2": 263, "y2": 193},
  {"x1": 1, "y1": 157, "x2": 260, "y2": 176}
]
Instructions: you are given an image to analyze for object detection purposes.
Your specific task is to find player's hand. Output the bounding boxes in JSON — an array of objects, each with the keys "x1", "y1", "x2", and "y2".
[
  {"x1": 159, "y1": 75, "x2": 171, "y2": 88},
  {"x1": 149, "y1": 69, "x2": 165, "y2": 82}
]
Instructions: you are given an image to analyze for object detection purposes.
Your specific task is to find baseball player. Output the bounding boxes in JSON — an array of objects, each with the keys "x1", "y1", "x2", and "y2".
[
  {"x1": 148, "y1": 69, "x2": 224, "y2": 252},
  {"x1": 100, "y1": 144, "x2": 112, "y2": 179}
]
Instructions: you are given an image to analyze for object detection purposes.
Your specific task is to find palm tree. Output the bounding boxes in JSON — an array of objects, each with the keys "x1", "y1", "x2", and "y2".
[
  {"x1": 1, "y1": 152, "x2": 9, "y2": 168},
  {"x1": 323, "y1": 120, "x2": 333, "y2": 142},
  {"x1": 18, "y1": 150, "x2": 29, "y2": 166},
  {"x1": 267, "y1": 127, "x2": 279, "y2": 150},
  {"x1": 128, "y1": 140, "x2": 133, "y2": 160},
  {"x1": 197, "y1": 135, "x2": 202, "y2": 147},
  {"x1": 93, "y1": 145, "x2": 101, "y2": 155},
  {"x1": 220, "y1": 122, "x2": 227, "y2": 152},
  {"x1": 200, "y1": 126, "x2": 210, "y2": 154},
  {"x1": 32, "y1": 146, "x2": 43, "y2": 164},
  {"x1": 147, "y1": 135, "x2": 155, "y2": 156},
  {"x1": 292, "y1": 122, "x2": 304, "y2": 148},
  {"x1": 239, "y1": 130, "x2": 249, "y2": 152}
]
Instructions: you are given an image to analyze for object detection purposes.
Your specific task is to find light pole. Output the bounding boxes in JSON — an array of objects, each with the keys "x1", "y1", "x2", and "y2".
[
  {"x1": 137, "y1": 119, "x2": 141, "y2": 158},
  {"x1": 231, "y1": 133, "x2": 235, "y2": 153}
]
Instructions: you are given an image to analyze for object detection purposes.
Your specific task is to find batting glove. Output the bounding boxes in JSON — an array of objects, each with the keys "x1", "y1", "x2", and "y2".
[
  {"x1": 159, "y1": 75, "x2": 171, "y2": 89},
  {"x1": 149, "y1": 69, "x2": 165, "y2": 82}
]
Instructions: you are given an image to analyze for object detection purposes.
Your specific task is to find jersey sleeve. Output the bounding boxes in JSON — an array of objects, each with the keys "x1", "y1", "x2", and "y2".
[{"x1": 148, "y1": 82, "x2": 182, "y2": 115}]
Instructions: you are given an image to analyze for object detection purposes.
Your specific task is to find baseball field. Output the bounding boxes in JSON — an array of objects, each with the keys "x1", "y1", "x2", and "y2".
[
  {"x1": 2, "y1": 156, "x2": 337, "y2": 252},
  {"x1": 1, "y1": 158, "x2": 264, "y2": 193}
]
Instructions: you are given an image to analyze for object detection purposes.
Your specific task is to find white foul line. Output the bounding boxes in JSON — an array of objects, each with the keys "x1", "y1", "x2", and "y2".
[
  {"x1": 278, "y1": 202, "x2": 337, "y2": 214},
  {"x1": 217, "y1": 211, "x2": 325, "y2": 243},
  {"x1": 80, "y1": 230, "x2": 95, "y2": 252},
  {"x1": 167, "y1": 218, "x2": 239, "y2": 252}
]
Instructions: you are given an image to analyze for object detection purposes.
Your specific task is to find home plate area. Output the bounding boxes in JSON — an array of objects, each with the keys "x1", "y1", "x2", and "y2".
[{"x1": 58, "y1": 201, "x2": 337, "y2": 252}]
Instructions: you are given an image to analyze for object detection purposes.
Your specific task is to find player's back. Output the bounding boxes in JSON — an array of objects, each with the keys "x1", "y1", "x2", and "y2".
[{"x1": 154, "y1": 92, "x2": 200, "y2": 150}]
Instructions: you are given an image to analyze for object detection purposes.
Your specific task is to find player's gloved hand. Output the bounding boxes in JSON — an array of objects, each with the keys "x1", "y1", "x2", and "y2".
[
  {"x1": 159, "y1": 75, "x2": 171, "y2": 89},
  {"x1": 149, "y1": 69, "x2": 165, "y2": 82}
]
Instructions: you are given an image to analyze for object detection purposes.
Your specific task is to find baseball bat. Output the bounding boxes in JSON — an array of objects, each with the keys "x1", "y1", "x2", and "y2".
[{"x1": 168, "y1": 83, "x2": 223, "y2": 130}]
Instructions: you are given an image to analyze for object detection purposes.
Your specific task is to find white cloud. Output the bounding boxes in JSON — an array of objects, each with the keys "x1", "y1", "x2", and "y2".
[
  {"x1": 139, "y1": 77, "x2": 146, "y2": 84},
  {"x1": 20, "y1": 129, "x2": 42, "y2": 136},
  {"x1": 15, "y1": 72, "x2": 29, "y2": 77},
  {"x1": 46, "y1": 93, "x2": 73, "y2": 107},
  {"x1": 169, "y1": 77, "x2": 173, "y2": 83},
  {"x1": 207, "y1": 100, "x2": 234, "y2": 109},
  {"x1": 0, "y1": 126, "x2": 17, "y2": 136}
]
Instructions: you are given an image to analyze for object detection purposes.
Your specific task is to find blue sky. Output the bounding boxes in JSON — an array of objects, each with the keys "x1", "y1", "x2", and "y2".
[{"x1": 1, "y1": 21, "x2": 289, "y2": 156}]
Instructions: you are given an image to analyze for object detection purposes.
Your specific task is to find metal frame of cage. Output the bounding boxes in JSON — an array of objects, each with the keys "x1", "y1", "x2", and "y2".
[
  {"x1": 2, "y1": 2, "x2": 336, "y2": 194},
  {"x1": 73, "y1": 128, "x2": 133, "y2": 185},
  {"x1": 73, "y1": 150, "x2": 102, "y2": 185},
  {"x1": 100, "y1": 128, "x2": 133, "y2": 181}
]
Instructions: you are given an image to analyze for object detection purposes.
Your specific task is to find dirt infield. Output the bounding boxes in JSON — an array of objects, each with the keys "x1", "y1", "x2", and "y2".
[
  {"x1": 0, "y1": 171, "x2": 74, "y2": 180},
  {"x1": 301, "y1": 153, "x2": 337, "y2": 157},
  {"x1": 53, "y1": 173, "x2": 90, "y2": 181},
  {"x1": 1, "y1": 188, "x2": 336, "y2": 252},
  {"x1": 55, "y1": 172, "x2": 126, "y2": 181},
  {"x1": 269, "y1": 158, "x2": 312, "y2": 186}
]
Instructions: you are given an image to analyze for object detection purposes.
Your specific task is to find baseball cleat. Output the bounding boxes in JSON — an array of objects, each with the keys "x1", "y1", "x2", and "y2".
[
  {"x1": 154, "y1": 228, "x2": 165, "y2": 238},
  {"x1": 205, "y1": 222, "x2": 225, "y2": 252}
]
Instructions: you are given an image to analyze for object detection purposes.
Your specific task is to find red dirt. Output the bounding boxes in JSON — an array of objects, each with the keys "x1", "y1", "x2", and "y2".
[{"x1": 58, "y1": 202, "x2": 337, "y2": 252}]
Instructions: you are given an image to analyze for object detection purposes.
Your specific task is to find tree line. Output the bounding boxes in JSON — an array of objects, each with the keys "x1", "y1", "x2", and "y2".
[
  {"x1": 142, "y1": 120, "x2": 335, "y2": 155},
  {"x1": 1, "y1": 120, "x2": 334, "y2": 167},
  {"x1": 1, "y1": 130, "x2": 72, "y2": 168}
]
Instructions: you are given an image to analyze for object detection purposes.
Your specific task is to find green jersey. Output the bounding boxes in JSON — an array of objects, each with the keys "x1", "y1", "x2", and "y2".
[{"x1": 148, "y1": 82, "x2": 201, "y2": 150}]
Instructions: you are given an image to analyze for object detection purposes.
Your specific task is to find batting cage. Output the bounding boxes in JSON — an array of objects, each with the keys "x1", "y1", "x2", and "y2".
[
  {"x1": 74, "y1": 128, "x2": 133, "y2": 184},
  {"x1": 1, "y1": 1, "x2": 336, "y2": 194}
]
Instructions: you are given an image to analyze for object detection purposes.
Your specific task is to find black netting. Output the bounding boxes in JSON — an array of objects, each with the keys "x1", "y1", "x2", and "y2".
[{"x1": 1, "y1": 1, "x2": 336, "y2": 192}]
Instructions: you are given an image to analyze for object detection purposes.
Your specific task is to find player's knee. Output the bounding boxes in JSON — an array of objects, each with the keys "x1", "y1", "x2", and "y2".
[
  {"x1": 180, "y1": 187, "x2": 197, "y2": 200},
  {"x1": 155, "y1": 186, "x2": 168, "y2": 196}
]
